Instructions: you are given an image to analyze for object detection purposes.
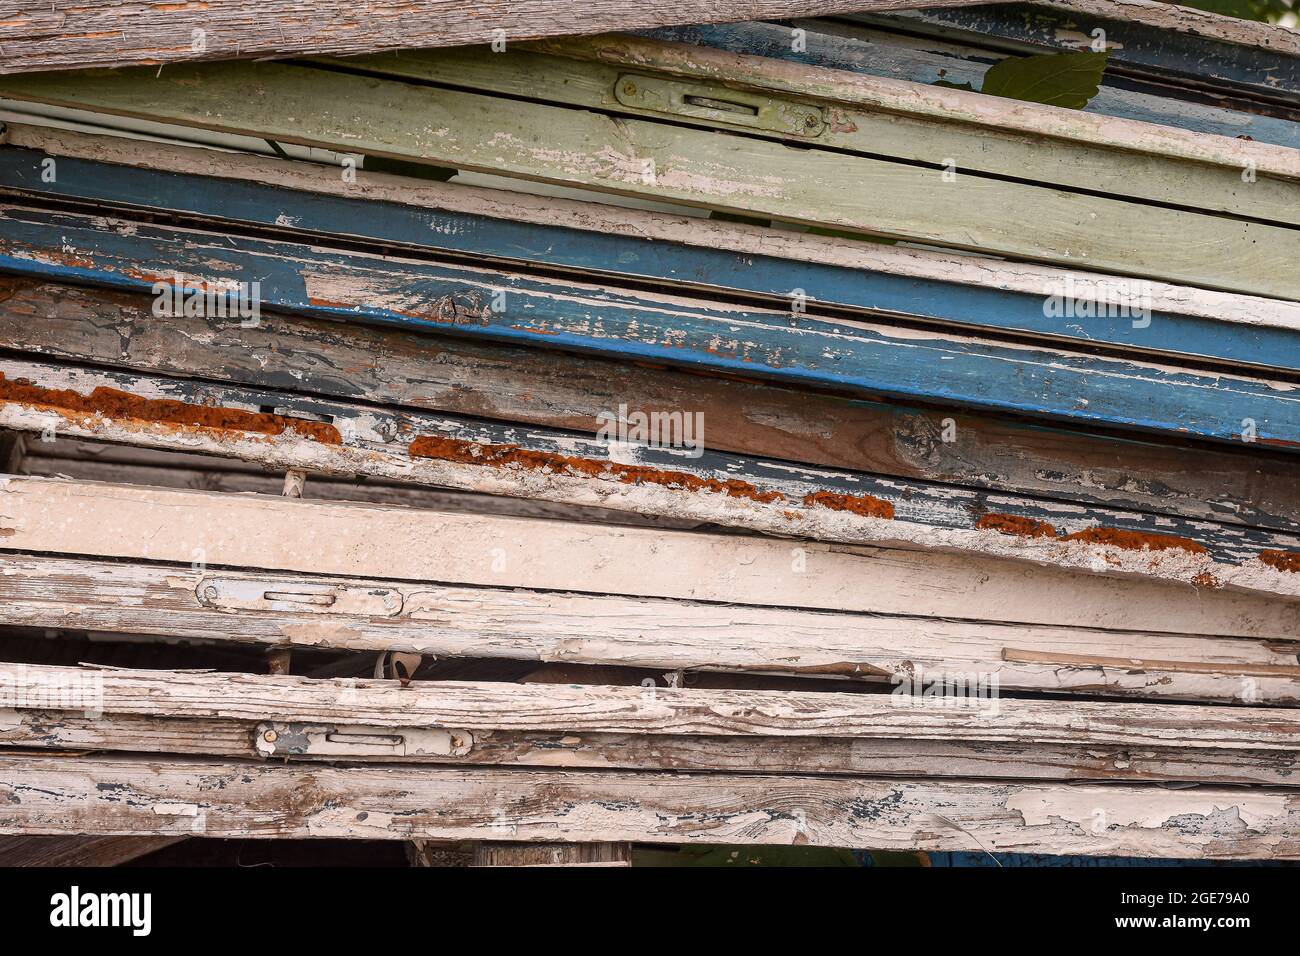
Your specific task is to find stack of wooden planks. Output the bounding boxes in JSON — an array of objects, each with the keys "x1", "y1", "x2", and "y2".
[{"x1": 0, "y1": 0, "x2": 1297, "y2": 865}]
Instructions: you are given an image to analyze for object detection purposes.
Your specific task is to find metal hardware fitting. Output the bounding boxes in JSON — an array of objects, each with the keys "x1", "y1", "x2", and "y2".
[
  {"x1": 196, "y1": 577, "x2": 403, "y2": 616},
  {"x1": 254, "y1": 722, "x2": 473, "y2": 758},
  {"x1": 614, "y1": 73, "x2": 824, "y2": 137}
]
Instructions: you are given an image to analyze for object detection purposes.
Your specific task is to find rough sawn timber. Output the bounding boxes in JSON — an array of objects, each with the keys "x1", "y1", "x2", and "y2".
[{"x1": 0, "y1": 0, "x2": 988, "y2": 74}]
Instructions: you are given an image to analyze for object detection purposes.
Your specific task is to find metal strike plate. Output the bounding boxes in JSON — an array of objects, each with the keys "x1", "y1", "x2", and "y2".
[
  {"x1": 255, "y1": 722, "x2": 473, "y2": 758},
  {"x1": 614, "y1": 73, "x2": 825, "y2": 137},
  {"x1": 197, "y1": 577, "x2": 403, "y2": 616}
]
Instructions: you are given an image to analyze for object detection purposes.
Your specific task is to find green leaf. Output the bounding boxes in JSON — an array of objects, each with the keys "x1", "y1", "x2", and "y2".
[{"x1": 979, "y1": 51, "x2": 1108, "y2": 110}]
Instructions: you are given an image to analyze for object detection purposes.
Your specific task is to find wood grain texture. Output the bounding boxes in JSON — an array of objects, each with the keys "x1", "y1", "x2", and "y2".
[
  {"x1": 7, "y1": 706, "x2": 1298, "y2": 785},
  {"x1": 7, "y1": 278, "x2": 1297, "y2": 534},
  {"x1": 6, "y1": 554, "x2": 1299, "y2": 702},
  {"x1": 329, "y1": 39, "x2": 1300, "y2": 226},
  {"x1": 0, "y1": 0, "x2": 987, "y2": 74},
  {"x1": 4, "y1": 754, "x2": 1297, "y2": 858},
  {"x1": 654, "y1": 19, "x2": 1300, "y2": 149},
  {"x1": 3, "y1": 484, "x2": 1299, "y2": 642},
  {"x1": 0, "y1": 835, "x2": 183, "y2": 866},
  {"x1": 1, "y1": 63, "x2": 1293, "y2": 295},
  {"x1": 8, "y1": 131, "x2": 1299, "y2": 375},
  {"x1": 8, "y1": 206, "x2": 1300, "y2": 456},
  {"x1": 5, "y1": 359, "x2": 1300, "y2": 597},
  {"x1": 6, "y1": 663, "x2": 1298, "y2": 747},
  {"x1": 9, "y1": 122, "x2": 1290, "y2": 332}
]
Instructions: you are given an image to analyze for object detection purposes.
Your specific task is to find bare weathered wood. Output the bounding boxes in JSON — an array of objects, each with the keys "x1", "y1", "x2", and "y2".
[
  {"x1": 5, "y1": 278, "x2": 1297, "y2": 534},
  {"x1": 6, "y1": 663, "x2": 1297, "y2": 746},
  {"x1": 4, "y1": 754, "x2": 1297, "y2": 858},
  {"x1": 3, "y1": 554, "x2": 1298, "y2": 702},
  {"x1": 0, "y1": 0, "x2": 988, "y2": 75},
  {"x1": 0, "y1": 834, "x2": 183, "y2": 866},
  {"x1": 6, "y1": 706, "x2": 1297, "y2": 785},
  {"x1": 3, "y1": 483, "x2": 1298, "y2": 641}
]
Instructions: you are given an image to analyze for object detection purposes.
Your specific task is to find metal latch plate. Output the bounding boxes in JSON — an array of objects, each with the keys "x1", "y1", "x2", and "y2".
[
  {"x1": 614, "y1": 73, "x2": 825, "y2": 137},
  {"x1": 256, "y1": 722, "x2": 473, "y2": 758}
]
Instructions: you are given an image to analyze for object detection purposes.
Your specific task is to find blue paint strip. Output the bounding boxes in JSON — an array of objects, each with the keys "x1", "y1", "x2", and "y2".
[
  {"x1": 644, "y1": 22, "x2": 1300, "y2": 150},
  {"x1": 3, "y1": 205, "x2": 1297, "y2": 452},
  {"x1": 1, "y1": 146, "x2": 1295, "y2": 375},
  {"x1": 859, "y1": 3, "x2": 1300, "y2": 103}
]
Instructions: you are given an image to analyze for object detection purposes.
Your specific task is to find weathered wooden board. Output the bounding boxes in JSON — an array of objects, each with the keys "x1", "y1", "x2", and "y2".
[
  {"x1": 0, "y1": 0, "x2": 988, "y2": 74},
  {"x1": 7, "y1": 706, "x2": 1298, "y2": 786},
  {"x1": 7, "y1": 207, "x2": 1300, "y2": 455},
  {"x1": 8, "y1": 554, "x2": 1299, "y2": 701},
  {"x1": 863, "y1": 0, "x2": 1300, "y2": 102},
  {"x1": 7, "y1": 278, "x2": 1300, "y2": 536},
  {"x1": 520, "y1": 30, "x2": 1300, "y2": 179},
  {"x1": 4, "y1": 754, "x2": 1298, "y2": 858},
  {"x1": 0, "y1": 835, "x2": 183, "y2": 867},
  {"x1": 9, "y1": 122, "x2": 1288, "y2": 335},
  {"x1": 7, "y1": 130, "x2": 1300, "y2": 373},
  {"x1": 3, "y1": 482, "x2": 1299, "y2": 640},
  {"x1": 325, "y1": 37, "x2": 1300, "y2": 226},
  {"x1": 7, "y1": 663, "x2": 1298, "y2": 747},
  {"x1": 650, "y1": 19, "x2": 1300, "y2": 149},
  {"x1": 6, "y1": 358, "x2": 1300, "y2": 596},
  {"x1": 1, "y1": 61, "x2": 1295, "y2": 294}
]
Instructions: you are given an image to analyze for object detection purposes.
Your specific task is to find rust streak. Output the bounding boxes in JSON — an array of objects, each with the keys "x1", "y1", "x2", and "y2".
[
  {"x1": 0, "y1": 373, "x2": 341, "y2": 444},
  {"x1": 1060, "y1": 526, "x2": 1207, "y2": 555},
  {"x1": 975, "y1": 513, "x2": 1058, "y2": 539},
  {"x1": 408, "y1": 434, "x2": 785, "y2": 504},
  {"x1": 800, "y1": 490, "x2": 894, "y2": 520},
  {"x1": 1259, "y1": 550, "x2": 1300, "y2": 573}
]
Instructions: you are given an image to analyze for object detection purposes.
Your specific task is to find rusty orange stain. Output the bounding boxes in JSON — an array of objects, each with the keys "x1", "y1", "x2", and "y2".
[
  {"x1": 1060, "y1": 526, "x2": 1207, "y2": 555},
  {"x1": 800, "y1": 490, "x2": 894, "y2": 520},
  {"x1": 975, "y1": 513, "x2": 1058, "y2": 539},
  {"x1": 1191, "y1": 571, "x2": 1222, "y2": 588},
  {"x1": 1259, "y1": 550, "x2": 1300, "y2": 573},
  {"x1": 408, "y1": 434, "x2": 786, "y2": 504},
  {"x1": 0, "y1": 373, "x2": 341, "y2": 444}
]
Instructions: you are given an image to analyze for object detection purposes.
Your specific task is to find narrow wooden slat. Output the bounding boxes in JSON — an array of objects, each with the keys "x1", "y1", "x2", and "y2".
[
  {"x1": 6, "y1": 554, "x2": 1298, "y2": 702},
  {"x1": 650, "y1": 20, "x2": 1300, "y2": 149},
  {"x1": 0, "y1": 835, "x2": 183, "y2": 867},
  {"x1": 9, "y1": 122, "x2": 1289, "y2": 334},
  {"x1": 864, "y1": 0, "x2": 1300, "y2": 102},
  {"x1": 4, "y1": 754, "x2": 1297, "y2": 858},
  {"x1": 3, "y1": 486, "x2": 1299, "y2": 642},
  {"x1": 0, "y1": 60, "x2": 1294, "y2": 294},
  {"x1": 7, "y1": 128, "x2": 1300, "y2": 373},
  {"x1": 0, "y1": 0, "x2": 987, "y2": 74},
  {"x1": 8, "y1": 206, "x2": 1300, "y2": 456},
  {"x1": 6, "y1": 663, "x2": 1298, "y2": 747},
  {"x1": 6, "y1": 277, "x2": 1299, "y2": 535},
  {"x1": 7, "y1": 707, "x2": 1297, "y2": 785},
  {"x1": 5, "y1": 359, "x2": 1300, "y2": 596},
  {"x1": 325, "y1": 38, "x2": 1299, "y2": 226}
]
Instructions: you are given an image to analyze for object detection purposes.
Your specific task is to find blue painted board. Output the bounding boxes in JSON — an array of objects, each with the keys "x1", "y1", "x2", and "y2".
[
  {"x1": 1, "y1": 145, "x2": 1296, "y2": 376},
  {"x1": 2, "y1": 204, "x2": 1298, "y2": 452}
]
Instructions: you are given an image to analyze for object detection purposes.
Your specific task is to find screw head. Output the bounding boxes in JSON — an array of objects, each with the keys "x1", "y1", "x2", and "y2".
[
  {"x1": 623, "y1": 82, "x2": 637, "y2": 95},
  {"x1": 263, "y1": 729, "x2": 279, "y2": 743},
  {"x1": 804, "y1": 114, "x2": 818, "y2": 128},
  {"x1": 203, "y1": 585, "x2": 218, "y2": 601}
]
